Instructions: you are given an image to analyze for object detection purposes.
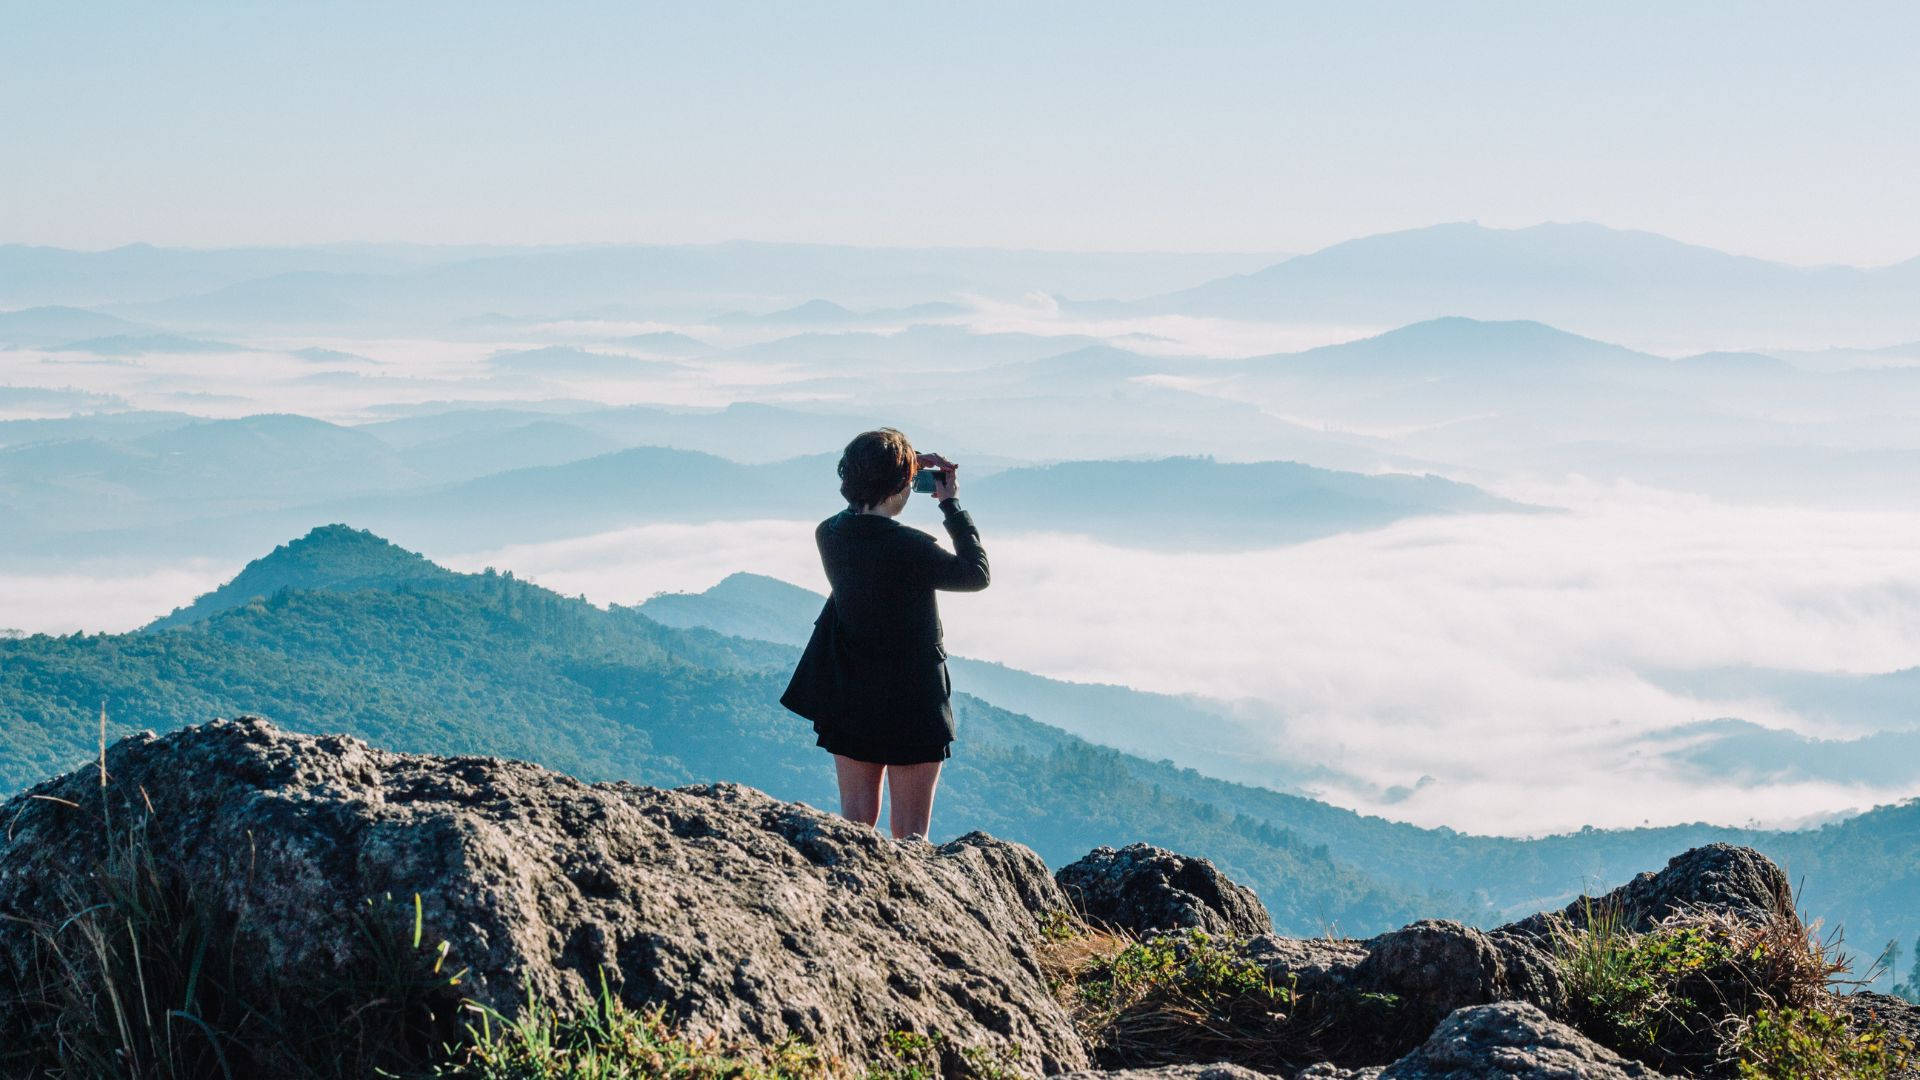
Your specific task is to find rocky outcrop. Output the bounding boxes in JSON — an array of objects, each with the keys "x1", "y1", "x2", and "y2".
[
  {"x1": 1498, "y1": 844, "x2": 1794, "y2": 940},
  {"x1": 1223, "y1": 920, "x2": 1519, "y2": 1065},
  {"x1": 1082, "y1": 1005, "x2": 1677, "y2": 1079},
  {"x1": 1056, "y1": 843, "x2": 1272, "y2": 937},
  {"x1": 0, "y1": 718, "x2": 1089, "y2": 1072},
  {"x1": 1376, "y1": 1002, "x2": 1676, "y2": 1079},
  {"x1": 1077, "y1": 844, "x2": 1859, "y2": 1078},
  {"x1": 1842, "y1": 993, "x2": 1920, "y2": 1080},
  {"x1": 1, "y1": 718, "x2": 1891, "y2": 1080},
  {"x1": 1060, "y1": 1066, "x2": 1275, "y2": 1080}
]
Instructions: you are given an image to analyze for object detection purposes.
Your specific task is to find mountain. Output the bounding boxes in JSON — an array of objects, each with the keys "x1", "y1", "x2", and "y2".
[
  {"x1": 7, "y1": 242, "x2": 1279, "y2": 328},
  {"x1": 969, "y1": 456, "x2": 1537, "y2": 548},
  {"x1": 1643, "y1": 718, "x2": 1920, "y2": 788},
  {"x1": 0, "y1": 305, "x2": 150, "y2": 347},
  {"x1": 0, "y1": 387, "x2": 128, "y2": 415},
  {"x1": 355, "y1": 401, "x2": 878, "y2": 463},
  {"x1": 714, "y1": 298, "x2": 858, "y2": 325},
  {"x1": 294, "y1": 451, "x2": 1529, "y2": 554},
  {"x1": 1150, "y1": 222, "x2": 1920, "y2": 346},
  {"x1": 396, "y1": 419, "x2": 622, "y2": 483},
  {"x1": 0, "y1": 242, "x2": 450, "y2": 307},
  {"x1": 1246, "y1": 316, "x2": 1655, "y2": 378},
  {"x1": 0, "y1": 410, "x2": 198, "y2": 450},
  {"x1": 148, "y1": 524, "x2": 454, "y2": 628},
  {"x1": 639, "y1": 570, "x2": 825, "y2": 646},
  {"x1": 0, "y1": 434, "x2": 1530, "y2": 562},
  {"x1": 712, "y1": 298, "x2": 972, "y2": 327},
  {"x1": 609, "y1": 330, "x2": 711, "y2": 355},
  {"x1": 3, "y1": 526, "x2": 1917, "y2": 985},
  {"x1": 1648, "y1": 665, "x2": 1920, "y2": 731},
  {"x1": 0, "y1": 413, "x2": 420, "y2": 539}
]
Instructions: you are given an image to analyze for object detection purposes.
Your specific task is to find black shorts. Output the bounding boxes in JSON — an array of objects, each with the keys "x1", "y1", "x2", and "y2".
[{"x1": 814, "y1": 726, "x2": 952, "y2": 766}]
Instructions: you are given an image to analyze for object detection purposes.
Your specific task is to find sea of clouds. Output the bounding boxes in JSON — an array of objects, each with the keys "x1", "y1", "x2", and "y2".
[{"x1": 366, "y1": 480, "x2": 1920, "y2": 837}]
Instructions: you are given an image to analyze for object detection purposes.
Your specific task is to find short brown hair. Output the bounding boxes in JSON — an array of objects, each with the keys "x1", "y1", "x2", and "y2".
[{"x1": 838, "y1": 428, "x2": 916, "y2": 509}]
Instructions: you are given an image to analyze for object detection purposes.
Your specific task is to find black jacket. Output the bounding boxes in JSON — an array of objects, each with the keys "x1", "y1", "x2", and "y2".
[{"x1": 780, "y1": 497, "x2": 989, "y2": 756}]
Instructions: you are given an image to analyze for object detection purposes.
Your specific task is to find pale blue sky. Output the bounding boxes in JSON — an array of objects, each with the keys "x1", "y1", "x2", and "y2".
[{"x1": 4, "y1": 1, "x2": 1917, "y2": 264}]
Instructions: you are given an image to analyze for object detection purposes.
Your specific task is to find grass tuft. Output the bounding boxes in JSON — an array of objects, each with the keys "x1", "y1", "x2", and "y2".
[
  {"x1": 1043, "y1": 925, "x2": 1297, "y2": 1071},
  {"x1": 1, "y1": 797, "x2": 467, "y2": 1078},
  {"x1": 1553, "y1": 896, "x2": 1913, "y2": 1078}
]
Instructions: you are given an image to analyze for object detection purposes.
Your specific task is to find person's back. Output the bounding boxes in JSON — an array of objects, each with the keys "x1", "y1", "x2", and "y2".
[
  {"x1": 780, "y1": 428, "x2": 987, "y2": 840},
  {"x1": 815, "y1": 504, "x2": 983, "y2": 663}
]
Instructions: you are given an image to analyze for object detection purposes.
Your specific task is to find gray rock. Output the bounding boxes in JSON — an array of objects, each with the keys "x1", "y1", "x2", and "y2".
[
  {"x1": 0, "y1": 717, "x2": 1089, "y2": 1073},
  {"x1": 1483, "y1": 931, "x2": 1567, "y2": 1017},
  {"x1": 1232, "y1": 922, "x2": 1515, "y2": 1063},
  {"x1": 1378, "y1": 1002, "x2": 1677, "y2": 1078},
  {"x1": 1841, "y1": 993, "x2": 1920, "y2": 1080},
  {"x1": 1293, "y1": 1065, "x2": 1384, "y2": 1079},
  {"x1": 1059, "y1": 1065, "x2": 1281, "y2": 1080},
  {"x1": 1355, "y1": 920, "x2": 1507, "y2": 1024},
  {"x1": 1057, "y1": 843, "x2": 1273, "y2": 937},
  {"x1": 1499, "y1": 844, "x2": 1793, "y2": 940},
  {"x1": 1241, "y1": 933, "x2": 1371, "y2": 998}
]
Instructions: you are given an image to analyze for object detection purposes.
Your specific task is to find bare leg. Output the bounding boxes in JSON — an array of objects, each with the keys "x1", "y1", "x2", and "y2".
[
  {"x1": 885, "y1": 761, "x2": 942, "y2": 839},
  {"x1": 833, "y1": 754, "x2": 886, "y2": 827}
]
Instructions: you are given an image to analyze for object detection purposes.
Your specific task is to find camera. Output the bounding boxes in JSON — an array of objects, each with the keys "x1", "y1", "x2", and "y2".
[{"x1": 913, "y1": 467, "x2": 945, "y2": 494}]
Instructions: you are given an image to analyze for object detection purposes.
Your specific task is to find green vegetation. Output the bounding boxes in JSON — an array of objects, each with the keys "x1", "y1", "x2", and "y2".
[
  {"x1": 440, "y1": 980, "x2": 1030, "y2": 1080},
  {"x1": 1735, "y1": 1007, "x2": 1909, "y2": 1080},
  {"x1": 1049, "y1": 927, "x2": 1294, "y2": 1071},
  {"x1": 1553, "y1": 902, "x2": 1912, "y2": 1077},
  {"x1": 440, "y1": 972, "x2": 827, "y2": 1079},
  {"x1": 1555, "y1": 901, "x2": 1737, "y2": 1061}
]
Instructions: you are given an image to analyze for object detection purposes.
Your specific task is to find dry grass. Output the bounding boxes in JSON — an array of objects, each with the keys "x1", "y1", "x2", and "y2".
[
  {"x1": 1553, "y1": 895, "x2": 1913, "y2": 1078},
  {"x1": 1039, "y1": 920, "x2": 1305, "y2": 1072}
]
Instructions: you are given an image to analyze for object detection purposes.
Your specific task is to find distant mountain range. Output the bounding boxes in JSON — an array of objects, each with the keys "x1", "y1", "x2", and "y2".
[
  {"x1": 0, "y1": 242, "x2": 1284, "y2": 326},
  {"x1": 1144, "y1": 222, "x2": 1920, "y2": 347},
  {"x1": 0, "y1": 304, "x2": 153, "y2": 347},
  {"x1": 0, "y1": 409, "x2": 1533, "y2": 561},
  {"x1": 3, "y1": 524, "x2": 1916, "y2": 987},
  {"x1": 7, "y1": 224, "x2": 1916, "y2": 346},
  {"x1": 712, "y1": 298, "x2": 971, "y2": 328}
]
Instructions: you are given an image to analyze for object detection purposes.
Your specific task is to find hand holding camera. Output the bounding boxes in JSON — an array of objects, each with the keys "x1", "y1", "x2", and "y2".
[{"x1": 913, "y1": 452, "x2": 959, "y2": 501}]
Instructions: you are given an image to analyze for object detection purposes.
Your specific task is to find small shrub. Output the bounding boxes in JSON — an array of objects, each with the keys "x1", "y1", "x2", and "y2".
[
  {"x1": 1063, "y1": 929, "x2": 1294, "y2": 1069},
  {"x1": 1554, "y1": 902, "x2": 1735, "y2": 1061},
  {"x1": 1733, "y1": 1006, "x2": 1912, "y2": 1080},
  {"x1": 1555, "y1": 895, "x2": 1907, "y2": 1077}
]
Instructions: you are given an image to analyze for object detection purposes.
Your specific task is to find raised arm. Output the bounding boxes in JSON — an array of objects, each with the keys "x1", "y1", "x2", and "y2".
[{"x1": 917, "y1": 496, "x2": 989, "y2": 591}]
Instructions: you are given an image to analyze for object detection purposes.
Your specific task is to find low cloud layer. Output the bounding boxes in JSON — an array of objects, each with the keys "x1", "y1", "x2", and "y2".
[{"x1": 427, "y1": 484, "x2": 1920, "y2": 836}]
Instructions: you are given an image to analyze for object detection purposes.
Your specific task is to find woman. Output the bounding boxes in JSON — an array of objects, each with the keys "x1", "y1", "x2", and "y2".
[{"x1": 779, "y1": 428, "x2": 989, "y2": 840}]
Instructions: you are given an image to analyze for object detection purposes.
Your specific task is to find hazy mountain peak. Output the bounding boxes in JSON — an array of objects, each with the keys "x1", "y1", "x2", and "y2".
[
  {"x1": 783, "y1": 298, "x2": 855, "y2": 318},
  {"x1": 714, "y1": 298, "x2": 858, "y2": 325},
  {"x1": 0, "y1": 305, "x2": 150, "y2": 347},
  {"x1": 1263, "y1": 315, "x2": 1649, "y2": 374},
  {"x1": 146, "y1": 523, "x2": 451, "y2": 630}
]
